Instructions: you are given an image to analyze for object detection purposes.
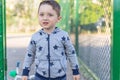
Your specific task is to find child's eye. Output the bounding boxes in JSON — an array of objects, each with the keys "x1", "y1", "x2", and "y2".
[
  {"x1": 39, "y1": 13, "x2": 44, "y2": 16},
  {"x1": 48, "y1": 14, "x2": 53, "y2": 16}
]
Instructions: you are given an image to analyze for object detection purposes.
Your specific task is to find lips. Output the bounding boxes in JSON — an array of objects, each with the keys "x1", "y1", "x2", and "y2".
[{"x1": 43, "y1": 22, "x2": 49, "y2": 25}]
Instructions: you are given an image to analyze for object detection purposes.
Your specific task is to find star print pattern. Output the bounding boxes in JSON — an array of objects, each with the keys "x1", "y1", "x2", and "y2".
[
  {"x1": 46, "y1": 54, "x2": 51, "y2": 59},
  {"x1": 62, "y1": 36, "x2": 66, "y2": 41},
  {"x1": 67, "y1": 37, "x2": 70, "y2": 40},
  {"x1": 61, "y1": 52, "x2": 64, "y2": 56},
  {"x1": 42, "y1": 71, "x2": 47, "y2": 75},
  {"x1": 50, "y1": 62, "x2": 54, "y2": 66},
  {"x1": 23, "y1": 28, "x2": 79, "y2": 77},
  {"x1": 75, "y1": 65, "x2": 79, "y2": 69},
  {"x1": 28, "y1": 53, "x2": 32, "y2": 57},
  {"x1": 39, "y1": 32, "x2": 42, "y2": 35},
  {"x1": 30, "y1": 40, "x2": 36, "y2": 45},
  {"x1": 72, "y1": 50, "x2": 75, "y2": 54},
  {"x1": 58, "y1": 69, "x2": 62, "y2": 73},
  {"x1": 53, "y1": 31, "x2": 57, "y2": 34},
  {"x1": 36, "y1": 65, "x2": 38, "y2": 68},
  {"x1": 53, "y1": 45, "x2": 58, "y2": 50},
  {"x1": 25, "y1": 67, "x2": 30, "y2": 70},
  {"x1": 39, "y1": 46, "x2": 43, "y2": 51}
]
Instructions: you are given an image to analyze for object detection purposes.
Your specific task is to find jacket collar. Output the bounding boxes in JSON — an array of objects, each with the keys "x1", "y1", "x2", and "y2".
[{"x1": 40, "y1": 27, "x2": 60, "y2": 34}]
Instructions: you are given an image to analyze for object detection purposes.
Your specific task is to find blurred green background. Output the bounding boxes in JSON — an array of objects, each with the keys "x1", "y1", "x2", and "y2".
[{"x1": 6, "y1": 0, "x2": 112, "y2": 34}]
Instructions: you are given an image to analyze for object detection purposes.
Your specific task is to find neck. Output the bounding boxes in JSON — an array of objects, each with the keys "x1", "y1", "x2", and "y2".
[{"x1": 43, "y1": 27, "x2": 55, "y2": 34}]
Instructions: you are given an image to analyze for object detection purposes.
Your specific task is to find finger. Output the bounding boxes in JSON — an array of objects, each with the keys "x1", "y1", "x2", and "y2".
[
  {"x1": 75, "y1": 76, "x2": 80, "y2": 80},
  {"x1": 73, "y1": 77, "x2": 76, "y2": 80}
]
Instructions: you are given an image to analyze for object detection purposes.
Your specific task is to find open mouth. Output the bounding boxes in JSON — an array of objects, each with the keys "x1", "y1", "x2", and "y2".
[{"x1": 43, "y1": 22, "x2": 49, "y2": 25}]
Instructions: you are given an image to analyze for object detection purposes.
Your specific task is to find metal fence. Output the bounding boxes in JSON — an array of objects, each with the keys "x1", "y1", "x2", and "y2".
[
  {"x1": 77, "y1": 0, "x2": 112, "y2": 80},
  {"x1": 59, "y1": 0, "x2": 112, "y2": 80},
  {"x1": 78, "y1": 33, "x2": 110, "y2": 80}
]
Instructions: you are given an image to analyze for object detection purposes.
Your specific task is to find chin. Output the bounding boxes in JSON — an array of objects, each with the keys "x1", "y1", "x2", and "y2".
[
  {"x1": 41, "y1": 26, "x2": 49, "y2": 28},
  {"x1": 43, "y1": 27, "x2": 50, "y2": 29}
]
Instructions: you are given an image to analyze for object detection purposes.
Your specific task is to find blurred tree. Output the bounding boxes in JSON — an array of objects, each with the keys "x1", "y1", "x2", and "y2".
[
  {"x1": 6, "y1": 0, "x2": 38, "y2": 28},
  {"x1": 79, "y1": 0, "x2": 104, "y2": 25},
  {"x1": 14, "y1": 0, "x2": 35, "y2": 25},
  {"x1": 99, "y1": 0, "x2": 112, "y2": 28}
]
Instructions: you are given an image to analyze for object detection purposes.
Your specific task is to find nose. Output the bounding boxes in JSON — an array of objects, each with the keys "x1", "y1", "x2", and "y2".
[{"x1": 43, "y1": 15, "x2": 48, "y2": 20}]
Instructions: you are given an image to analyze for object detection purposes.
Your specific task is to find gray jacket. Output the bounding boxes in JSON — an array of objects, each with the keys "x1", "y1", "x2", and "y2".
[{"x1": 22, "y1": 27, "x2": 79, "y2": 78}]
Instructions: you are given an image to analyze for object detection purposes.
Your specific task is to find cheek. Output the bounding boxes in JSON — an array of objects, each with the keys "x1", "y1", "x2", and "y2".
[
  {"x1": 52, "y1": 20, "x2": 58, "y2": 24},
  {"x1": 38, "y1": 19, "x2": 42, "y2": 24},
  {"x1": 38, "y1": 17, "x2": 41, "y2": 20},
  {"x1": 38, "y1": 18, "x2": 42, "y2": 23},
  {"x1": 38, "y1": 16, "x2": 42, "y2": 20}
]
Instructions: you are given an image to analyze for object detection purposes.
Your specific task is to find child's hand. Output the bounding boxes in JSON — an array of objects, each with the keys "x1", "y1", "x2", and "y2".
[
  {"x1": 73, "y1": 75, "x2": 80, "y2": 80},
  {"x1": 22, "y1": 76, "x2": 28, "y2": 80}
]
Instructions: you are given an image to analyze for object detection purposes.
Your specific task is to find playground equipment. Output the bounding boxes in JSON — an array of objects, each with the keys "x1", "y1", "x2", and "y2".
[{"x1": 9, "y1": 62, "x2": 35, "y2": 80}]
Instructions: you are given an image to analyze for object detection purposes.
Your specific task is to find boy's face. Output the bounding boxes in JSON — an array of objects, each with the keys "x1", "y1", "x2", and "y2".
[{"x1": 38, "y1": 4, "x2": 61, "y2": 30}]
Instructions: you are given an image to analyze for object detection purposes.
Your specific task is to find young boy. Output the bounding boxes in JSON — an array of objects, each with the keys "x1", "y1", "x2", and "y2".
[{"x1": 22, "y1": 0, "x2": 80, "y2": 80}]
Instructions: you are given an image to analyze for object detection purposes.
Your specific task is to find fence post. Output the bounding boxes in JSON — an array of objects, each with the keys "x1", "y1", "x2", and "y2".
[
  {"x1": 74, "y1": 0, "x2": 79, "y2": 54},
  {"x1": 0, "y1": 0, "x2": 7, "y2": 80},
  {"x1": 59, "y1": 0, "x2": 70, "y2": 32},
  {"x1": 111, "y1": 0, "x2": 120, "y2": 80}
]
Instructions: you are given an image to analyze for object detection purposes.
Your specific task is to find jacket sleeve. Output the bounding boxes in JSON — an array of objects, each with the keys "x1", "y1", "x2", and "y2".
[
  {"x1": 22, "y1": 36, "x2": 36, "y2": 76},
  {"x1": 64, "y1": 33, "x2": 80, "y2": 75}
]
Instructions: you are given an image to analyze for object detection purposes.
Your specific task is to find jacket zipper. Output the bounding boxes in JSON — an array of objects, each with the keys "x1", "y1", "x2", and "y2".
[{"x1": 48, "y1": 34, "x2": 50, "y2": 79}]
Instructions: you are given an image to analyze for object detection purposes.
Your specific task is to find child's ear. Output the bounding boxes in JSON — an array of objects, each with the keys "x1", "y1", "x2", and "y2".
[{"x1": 58, "y1": 16, "x2": 62, "y2": 21}]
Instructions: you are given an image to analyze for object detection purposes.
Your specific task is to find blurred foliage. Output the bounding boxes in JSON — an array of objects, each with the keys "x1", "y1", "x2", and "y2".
[
  {"x1": 57, "y1": 0, "x2": 111, "y2": 33},
  {"x1": 79, "y1": 0, "x2": 104, "y2": 25},
  {"x1": 6, "y1": 0, "x2": 40, "y2": 32}
]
